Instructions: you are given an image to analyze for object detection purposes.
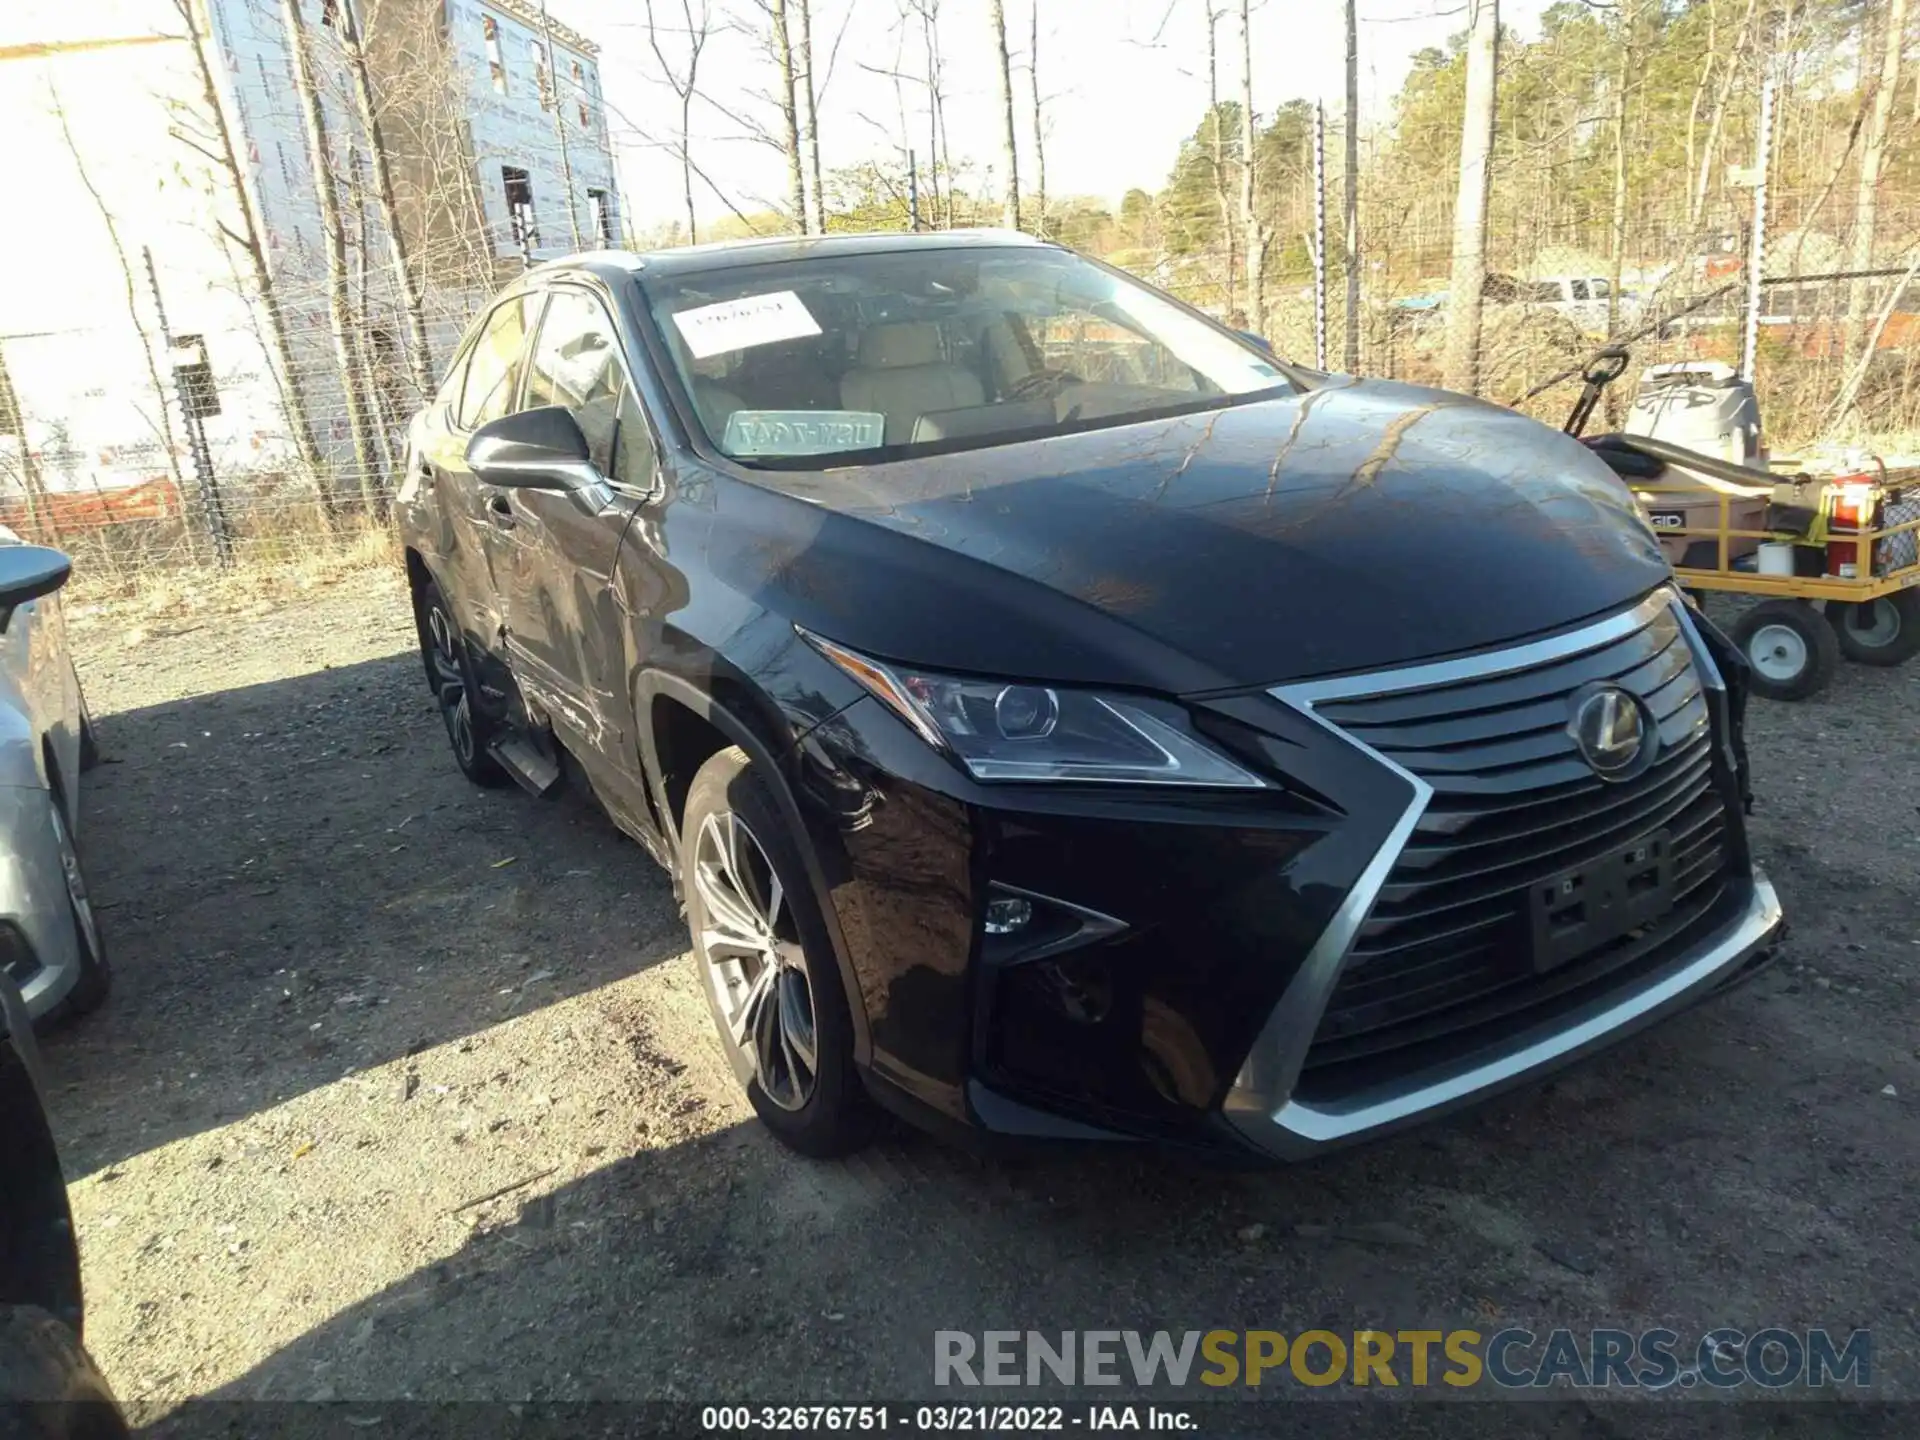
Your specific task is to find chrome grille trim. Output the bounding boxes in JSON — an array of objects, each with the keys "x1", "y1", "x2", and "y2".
[{"x1": 1224, "y1": 587, "x2": 1779, "y2": 1158}]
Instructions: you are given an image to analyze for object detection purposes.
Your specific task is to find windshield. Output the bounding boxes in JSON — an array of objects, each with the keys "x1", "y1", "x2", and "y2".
[{"x1": 638, "y1": 245, "x2": 1293, "y2": 465}]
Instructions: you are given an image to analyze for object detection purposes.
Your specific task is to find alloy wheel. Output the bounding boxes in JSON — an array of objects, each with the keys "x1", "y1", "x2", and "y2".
[
  {"x1": 692, "y1": 809, "x2": 818, "y2": 1111},
  {"x1": 47, "y1": 800, "x2": 102, "y2": 967},
  {"x1": 426, "y1": 604, "x2": 477, "y2": 766}
]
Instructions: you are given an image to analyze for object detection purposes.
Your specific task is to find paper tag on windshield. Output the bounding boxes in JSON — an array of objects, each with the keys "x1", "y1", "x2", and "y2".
[{"x1": 671, "y1": 291, "x2": 822, "y2": 359}]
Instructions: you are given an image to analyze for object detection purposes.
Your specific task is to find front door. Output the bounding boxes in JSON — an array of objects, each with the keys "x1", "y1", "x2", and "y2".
[{"x1": 493, "y1": 285, "x2": 646, "y2": 771}]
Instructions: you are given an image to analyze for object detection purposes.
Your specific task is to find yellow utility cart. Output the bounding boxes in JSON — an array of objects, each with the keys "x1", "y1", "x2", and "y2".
[{"x1": 1609, "y1": 438, "x2": 1920, "y2": 699}]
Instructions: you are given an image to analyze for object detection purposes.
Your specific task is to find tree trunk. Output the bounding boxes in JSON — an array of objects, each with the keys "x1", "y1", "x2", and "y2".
[
  {"x1": 174, "y1": 0, "x2": 330, "y2": 502},
  {"x1": 536, "y1": 0, "x2": 582, "y2": 248},
  {"x1": 682, "y1": 88, "x2": 699, "y2": 243},
  {"x1": 798, "y1": 0, "x2": 826, "y2": 234},
  {"x1": 1442, "y1": 0, "x2": 1498, "y2": 396},
  {"x1": 1029, "y1": 0, "x2": 1046, "y2": 235},
  {"x1": 771, "y1": 0, "x2": 808, "y2": 233},
  {"x1": 47, "y1": 85, "x2": 191, "y2": 514},
  {"x1": 1342, "y1": 0, "x2": 1360, "y2": 370},
  {"x1": 1607, "y1": 0, "x2": 1639, "y2": 347},
  {"x1": 1206, "y1": 4, "x2": 1235, "y2": 314},
  {"x1": 1237, "y1": 0, "x2": 1265, "y2": 332},
  {"x1": 1689, "y1": 0, "x2": 1757, "y2": 234},
  {"x1": 1848, "y1": 0, "x2": 1907, "y2": 363},
  {"x1": 282, "y1": 0, "x2": 383, "y2": 515},
  {"x1": 990, "y1": 0, "x2": 1021, "y2": 230},
  {"x1": 341, "y1": 5, "x2": 435, "y2": 398}
]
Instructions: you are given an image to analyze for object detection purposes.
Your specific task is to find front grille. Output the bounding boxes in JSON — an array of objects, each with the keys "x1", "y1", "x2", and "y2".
[{"x1": 1301, "y1": 598, "x2": 1732, "y2": 1075}]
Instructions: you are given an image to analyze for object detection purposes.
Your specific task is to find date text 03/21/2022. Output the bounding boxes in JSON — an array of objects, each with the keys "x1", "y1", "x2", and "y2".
[{"x1": 700, "y1": 1405, "x2": 1196, "y2": 1432}]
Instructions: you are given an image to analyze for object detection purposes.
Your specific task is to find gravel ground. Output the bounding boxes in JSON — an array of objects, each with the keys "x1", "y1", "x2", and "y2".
[{"x1": 36, "y1": 573, "x2": 1920, "y2": 1432}]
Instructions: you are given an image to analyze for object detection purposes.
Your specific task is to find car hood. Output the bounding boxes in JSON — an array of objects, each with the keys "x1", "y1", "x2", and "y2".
[{"x1": 724, "y1": 377, "x2": 1671, "y2": 692}]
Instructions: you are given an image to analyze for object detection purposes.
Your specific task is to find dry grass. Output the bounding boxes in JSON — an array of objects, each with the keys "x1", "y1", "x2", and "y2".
[{"x1": 62, "y1": 516, "x2": 402, "y2": 632}]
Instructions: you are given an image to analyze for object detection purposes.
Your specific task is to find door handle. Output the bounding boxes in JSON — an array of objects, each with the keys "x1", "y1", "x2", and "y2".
[{"x1": 486, "y1": 494, "x2": 516, "y2": 528}]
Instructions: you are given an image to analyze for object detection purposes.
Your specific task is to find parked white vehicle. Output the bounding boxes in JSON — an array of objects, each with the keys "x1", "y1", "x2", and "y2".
[{"x1": 1524, "y1": 276, "x2": 1640, "y2": 335}]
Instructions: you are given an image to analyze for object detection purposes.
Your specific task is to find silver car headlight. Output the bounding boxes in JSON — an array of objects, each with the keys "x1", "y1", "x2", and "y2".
[{"x1": 801, "y1": 631, "x2": 1268, "y2": 789}]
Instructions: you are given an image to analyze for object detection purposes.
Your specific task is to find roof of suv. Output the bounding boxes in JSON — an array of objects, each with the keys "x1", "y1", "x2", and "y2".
[{"x1": 536, "y1": 228, "x2": 1054, "y2": 282}]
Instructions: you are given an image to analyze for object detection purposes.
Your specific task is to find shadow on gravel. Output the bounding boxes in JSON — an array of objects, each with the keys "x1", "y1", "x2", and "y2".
[
  {"x1": 140, "y1": 1117, "x2": 1897, "y2": 1440},
  {"x1": 40, "y1": 653, "x2": 688, "y2": 1175}
]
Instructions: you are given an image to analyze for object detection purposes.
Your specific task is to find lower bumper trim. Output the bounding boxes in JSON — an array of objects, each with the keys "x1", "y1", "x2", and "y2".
[{"x1": 1225, "y1": 870, "x2": 1784, "y2": 1160}]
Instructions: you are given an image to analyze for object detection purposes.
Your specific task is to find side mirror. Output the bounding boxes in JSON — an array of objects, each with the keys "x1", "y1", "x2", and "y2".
[
  {"x1": 466, "y1": 406, "x2": 597, "y2": 491},
  {"x1": 0, "y1": 546, "x2": 71, "y2": 632}
]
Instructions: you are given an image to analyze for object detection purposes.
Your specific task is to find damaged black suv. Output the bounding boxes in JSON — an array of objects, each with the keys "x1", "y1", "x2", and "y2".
[{"x1": 398, "y1": 230, "x2": 1783, "y2": 1159}]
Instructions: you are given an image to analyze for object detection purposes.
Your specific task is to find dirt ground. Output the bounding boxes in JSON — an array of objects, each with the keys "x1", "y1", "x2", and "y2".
[{"x1": 37, "y1": 572, "x2": 1920, "y2": 1432}]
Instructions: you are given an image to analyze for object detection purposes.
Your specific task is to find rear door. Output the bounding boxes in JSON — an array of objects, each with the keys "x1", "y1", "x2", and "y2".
[
  {"x1": 491, "y1": 283, "x2": 647, "y2": 774},
  {"x1": 420, "y1": 292, "x2": 543, "y2": 686}
]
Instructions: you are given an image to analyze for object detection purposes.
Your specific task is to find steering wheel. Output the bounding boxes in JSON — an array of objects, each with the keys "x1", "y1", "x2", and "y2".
[{"x1": 1002, "y1": 367, "x2": 1076, "y2": 403}]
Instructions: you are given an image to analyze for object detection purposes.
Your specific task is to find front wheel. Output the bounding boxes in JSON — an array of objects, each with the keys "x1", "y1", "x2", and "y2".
[
  {"x1": 413, "y1": 580, "x2": 507, "y2": 787},
  {"x1": 1732, "y1": 599, "x2": 1839, "y2": 701},
  {"x1": 681, "y1": 747, "x2": 873, "y2": 1157},
  {"x1": 1826, "y1": 591, "x2": 1920, "y2": 667}
]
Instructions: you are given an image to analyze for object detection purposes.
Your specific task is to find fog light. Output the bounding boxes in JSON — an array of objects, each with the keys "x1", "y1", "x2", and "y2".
[{"x1": 983, "y1": 895, "x2": 1034, "y2": 935}]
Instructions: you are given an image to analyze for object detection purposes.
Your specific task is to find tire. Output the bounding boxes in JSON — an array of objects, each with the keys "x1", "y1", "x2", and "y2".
[
  {"x1": 0, "y1": 1307, "x2": 128, "y2": 1440},
  {"x1": 681, "y1": 746, "x2": 873, "y2": 1157},
  {"x1": 43, "y1": 794, "x2": 108, "y2": 1025},
  {"x1": 1732, "y1": 599, "x2": 1839, "y2": 701},
  {"x1": 413, "y1": 579, "x2": 508, "y2": 787},
  {"x1": 1826, "y1": 590, "x2": 1920, "y2": 667},
  {"x1": 74, "y1": 676, "x2": 99, "y2": 775}
]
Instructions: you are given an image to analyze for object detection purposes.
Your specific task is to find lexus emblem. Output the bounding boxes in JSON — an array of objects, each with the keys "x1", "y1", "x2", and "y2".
[{"x1": 1568, "y1": 684, "x2": 1653, "y2": 780}]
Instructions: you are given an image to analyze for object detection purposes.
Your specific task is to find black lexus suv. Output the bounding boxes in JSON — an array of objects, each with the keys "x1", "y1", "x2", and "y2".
[{"x1": 398, "y1": 230, "x2": 1783, "y2": 1159}]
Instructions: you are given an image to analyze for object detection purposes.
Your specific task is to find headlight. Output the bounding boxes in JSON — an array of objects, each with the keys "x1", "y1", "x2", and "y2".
[{"x1": 801, "y1": 631, "x2": 1267, "y2": 789}]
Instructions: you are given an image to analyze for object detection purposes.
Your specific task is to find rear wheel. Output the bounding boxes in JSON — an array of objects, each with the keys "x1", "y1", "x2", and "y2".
[
  {"x1": 44, "y1": 793, "x2": 108, "y2": 1024},
  {"x1": 1732, "y1": 599, "x2": 1839, "y2": 701},
  {"x1": 682, "y1": 747, "x2": 873, "y2": 1157},
  {"x1": 413, "y1": 580, "x2": 507, "y2": 787},
  {"x1": 1826, "y1": 590, "x2": 1920, "y2": 667}
]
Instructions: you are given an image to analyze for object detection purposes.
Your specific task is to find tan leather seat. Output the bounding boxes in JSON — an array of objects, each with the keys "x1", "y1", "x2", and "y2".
[{"x1": 839, "y1": 323, "x2": 984, "y2": 444}]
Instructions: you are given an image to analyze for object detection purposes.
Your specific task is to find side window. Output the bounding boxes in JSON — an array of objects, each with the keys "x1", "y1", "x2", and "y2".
[
  {"x1": 523, "y1": 288, "x2": 626, "y2": 471},
  {"x1": 1568, "y1": 279, "x2": 1590, "y2": 301},
  {"x1": 1589, "y1": 278, "x2": 1611, "y2": 298},
  {"x1": 434, "y1": 338, "x2": 477, "y2": 414},
  {"x1": 609, "y1": 385, "x2": 657, "y2": 491},
  {"x1": 456, "y1": 295, "x2": 539, "y2": 431}
]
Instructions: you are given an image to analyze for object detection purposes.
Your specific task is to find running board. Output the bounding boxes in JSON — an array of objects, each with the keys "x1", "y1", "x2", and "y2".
[{"x1": 488, "y1": 735, "x2": 562, "y2": 797}]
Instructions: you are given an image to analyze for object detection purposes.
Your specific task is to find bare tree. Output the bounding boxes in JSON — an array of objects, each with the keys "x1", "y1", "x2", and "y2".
[
  {"x1": 341, "y1": 0, "x2": 435, "y2": 396},
  {"x1": 1342, "y1": 0, "x2": 1360, "y2": 370},
  {"x1": 281, "y1": 0, "x2": 382, "y2": 513},
  {"x1": 770, "y1": 0, "x2": 809, "y2": 232},
  {"x1": 798, "y1": 0, "x2": 827, "y2": 234},
  {"x1": 1442, "y1": 0, "x2": 1499, "y2": 395},
  {"x1": 1687, "y1": 0, "x2": 1759, "y2": 233},
  {"x1": 1237, "y1": 0, "x2": 1266, "y2": 330},
  {"x1": 167, "y1": 0, "x2": 329, "y2": 495},
  {"x1": 1205, "y1": 3, "x2": 1236, "y2": 313},
  {"x1": 1028, "y1": 0, "x2": 1047, "y2": 235},
  {"x1": 990, "y1": 0, "x2": 1021, "y2": 229},
  {"x1": 1606, "y1": 0, "x2": 1642, "y2": 348},
  {"x1": 1848, "y1": 0, "x2": 1908, "y2": 362},
  {"x1": 643, "y1": 0, "x2": 714, "y2": 244},
  {"x1": 45, "y1": 81, "x2": 191, "y2": 513}
]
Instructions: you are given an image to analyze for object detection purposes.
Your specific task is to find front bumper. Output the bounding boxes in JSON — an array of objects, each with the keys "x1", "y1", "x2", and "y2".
[
  {"x1": 1223, "y1": 870, "x2": 1781, "y2": 1158},
  {"x1": 0, "y1": 787, "x2": 84, "y2": 1023},
  {"x1": 789, "y1": 588, "x2": 1785, "y2": 1159}
]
